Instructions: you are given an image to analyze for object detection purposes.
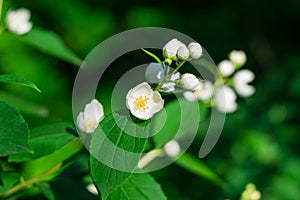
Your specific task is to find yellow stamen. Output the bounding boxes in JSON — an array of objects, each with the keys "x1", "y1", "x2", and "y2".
[{"x1": 135, "y1": 96, "x2": 149, "y2": 111}]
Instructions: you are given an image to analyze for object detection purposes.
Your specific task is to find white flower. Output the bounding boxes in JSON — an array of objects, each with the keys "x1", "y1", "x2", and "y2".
[
  {"x1": 163, "y1": 39, "x2": 185, "y2": 60},
  {"x1": 233, "y1": 69, "x2": 255, "y2": 97},
  {"x1": 180, "y1": 73, "x2": 199, "y2": 90},
  {"x1": 177, "y1": 45, "x2": 189, "y2": 60},
  {"x1": 86, "y1": 183, "x2": 98, "y2": 195},
  {"x1": 218, "y1": 60, "x2": 235, "y2": 77},
  {"x1": 188, "y1": 42, "x2": 202, "y2": 59},
  {"x1": 215, "y1": 86, "x2": 237, "y2": 113},
  {"x1": 183, "y1": 81, "x2": 213, "y2": 102},
  {"x1": 229, "y1": 50, "x2": 246, "y2": 66},
  {"x1": 126, "y1": 82, "x2": 164, "y2": 120},
  {"x1": 76, "y1": 99, "x2": 104, "y2": 133},
  {"x1": 6, "y1": 8, "x2": 33, "y2": 35},
  {"x1": 145, "y1": 62, "x2": 164, "y2": 84},
  {"x1": 164, "y1": 140, "x2": 181, "y2": 157}
]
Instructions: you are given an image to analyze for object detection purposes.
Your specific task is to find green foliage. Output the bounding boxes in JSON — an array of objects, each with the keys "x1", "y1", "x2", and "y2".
[
  {"x1": 152, "y1": 98, "x2": 201, "y2": 148},
  {"x1": 90, "y1": 112, "x2": 159, "y2": 199},
  {"x1": 106, "y1": 173, "x2": 167, "y2": 200},
  {"x1": 9, "y1": 123, "x2": 76, "y2": 162},
  {"x1": 175, "y1": 152, "x2": 225, "y2": 188},
  {"x1": 0, "y1": 101, "x2": 32, "y2": 157},
  {"x1": 0, "y1": 74, "x2": 41, "y2": 92},
  {"x1": 18, "y1": 27, "x2": 82, "y2": 67}
]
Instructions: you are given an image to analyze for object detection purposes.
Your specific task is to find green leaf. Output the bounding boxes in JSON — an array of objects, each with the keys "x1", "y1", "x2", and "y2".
[
  {"x1": 0, "y1": 101, "x2": 32, "y2": 157},
  {"x1": 9, "y1": 123, "x2": 76, "y2": 162},
  {"x1": 0, "y1": 92, "x2": 48, "y2": 117},
  {"x1": 19, "y1": 27, "x2": 82, "y2": 67},
  {"x1": 175, "y1": 152, "x2": 225, "y2": 188},
  {"x1": 142, "y1": 48, "x2": 162, "y2": 64},
  {"x1": 106, "y1": 173, "x2": 167, "y2": 200},
  {"x1": 152, "y1": 98, "x2": 200, "y2": 148},
  {"x1": 0, "y1": 172, "x2": 20, "y2": 195},
  {"x1": 21, "y1": 138, "x2": 83, "y2": 181},
  {"x1": 90, "y1": 111, "x2": 151, "y2": 199},
  {"x1": 0, "y1": 74, "x2": 41, "y2": 92},
  {"x1": 37, "y1": 182, "x2": 56, "y2": 200}
]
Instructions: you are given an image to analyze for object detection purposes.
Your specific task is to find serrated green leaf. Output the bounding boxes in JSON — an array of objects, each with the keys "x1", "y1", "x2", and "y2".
[
  {"x1": 19, "y1": 27, "x2": 82, "y2": 67},
  {"x1": 175, "y1": 152, "x2": 225, "y2": 188},
  {"x1": 90, "y1": 111, "x2": 151, "y2": 199},
  {"x1": 152, "y1": 98, "x2": 200, "y2": 148},
  {"x1": 0, "y1": 101, "x2": 32, "y2": 157},
  {"x1": 106, "y1": 173, "x2": 167, "y2": 200},
  {"x1": 0, "y1": 74, "x2": 41, "y2": 92},
  {"x1": 9, "y1": 123, "x2": 76, "y2": 163}
]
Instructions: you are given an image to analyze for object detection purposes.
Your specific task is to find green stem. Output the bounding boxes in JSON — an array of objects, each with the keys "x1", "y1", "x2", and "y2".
[
  {"x1": 154, "y1": 61, "x2": 186, "y2": 91},
  {"x1": 1, "y1": 163, "x2": 62, "y2": 199}
]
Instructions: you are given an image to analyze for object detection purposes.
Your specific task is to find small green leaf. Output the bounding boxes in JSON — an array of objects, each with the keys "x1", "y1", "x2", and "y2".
[
  {"x1": 0, "y1": 74, "x2": 41, "y2": 92},
  {"x1": 175, "y1": 152, "x2": 226, "y2": 188},
  {"x1": 90, "y1": 111, "x2": 150, "y2": 199},
  {"x1": 0, "y1": 101, "x2": 32, "y2": 157},
  {"x1": 9, "y1": 123, "x2": 76, "y2": 163},
  {"x1": 142, "y1": 48, "x2": 162, "y2": 64},
  {"x1": 19, "y1": 27, "x2": 82, "y2": 67}
]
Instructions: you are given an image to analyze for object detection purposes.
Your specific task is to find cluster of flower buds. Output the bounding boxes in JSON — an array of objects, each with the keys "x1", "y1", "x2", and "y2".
[{"x1": 163, "y1": 38, "x2": 203, "y2": 63}]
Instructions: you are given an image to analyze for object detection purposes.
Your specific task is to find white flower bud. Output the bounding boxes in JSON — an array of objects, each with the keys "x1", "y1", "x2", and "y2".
[
  {"x1": 177, "y1": 45, "x2": 189, "y2": 60},
  {"x1": 183, "y1": 91, "x2": 198, "y2": 102},
  {"x1": 76, "y1": 99, "x2": 104, "y2": 133},
  {"x1": 86, "y1": 183, "x2": 98, "y2": 195},
  {"x1": 229, "y1": 50, "x2": 247, "y2": 66},
  {"x1": 188, "y1": 42, "x2": 202, "y2": 59},
  {"x1": 6, "y1": 8, "x2": 32, "y2": 35},
  {"x1": 164, "y1": 140, "x2": 180, "y2": 157},
  {"x1": 233, "y1": 69, "x2": 255, "y2": 97},
  {"x1": 180, "y1": 73, "x2": 199, "y2": 90},
  {"x1": 218, "y1": 60, "x2": 235, "y2": 77},
  {"x1": 215, "y1": 86, "x2": 237, "y2": 113},
  {"x1": 163, "y1": 39, "x2": 185, "y2": 60},
  {"x1": 145, "y1": 63, "x2": 164, "y2": 84}
]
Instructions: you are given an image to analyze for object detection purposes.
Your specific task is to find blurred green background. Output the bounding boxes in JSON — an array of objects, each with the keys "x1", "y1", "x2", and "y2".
[{"x1": 1, "y1": 0, "x2": 299, "y2": 199}]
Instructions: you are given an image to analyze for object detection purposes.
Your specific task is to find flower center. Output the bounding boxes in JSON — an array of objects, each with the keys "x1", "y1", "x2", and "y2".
[
  {"x1": 84, "y1": 120, "x2": 99, "y2": 131},
  {"x1": 135, "y1": 96, "x2": 149, "y2": 111}
]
